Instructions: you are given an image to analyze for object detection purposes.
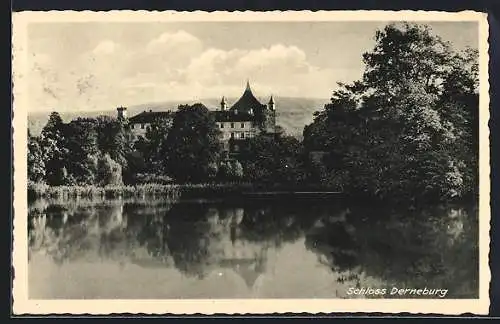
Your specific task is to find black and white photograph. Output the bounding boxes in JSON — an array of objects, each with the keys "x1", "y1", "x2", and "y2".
[{"x1": 12, "y1": 10, "x2": 490, "y2": 315}]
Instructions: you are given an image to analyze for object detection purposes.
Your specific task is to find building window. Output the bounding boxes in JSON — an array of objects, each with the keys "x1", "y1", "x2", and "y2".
[
  {"x1": 141, "y1": 124, "x2": 145, "y2": 129},
  {"x1": 231, "y1": 132, "x2": 235, "y2": 139},
  {"x1": 241, "y1": 132, "x2": 245, "y2": 139},
  {"x1": 131, "y1": 124, "x2": 134, "y2": 129},
  {"x1": 240, "y1": 122, "x2": 244, "y2": 128},
  {"x1": 231, "y1": 123, "x2": 234, "y2": 128},
  {"x1": 220, "y1": 123, "x2": 224, "y2": 129}
]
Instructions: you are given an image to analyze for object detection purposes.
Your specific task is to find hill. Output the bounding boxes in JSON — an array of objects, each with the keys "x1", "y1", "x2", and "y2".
[{"x1": 28, "y1": 97, "x2": 329, "y2": 138}]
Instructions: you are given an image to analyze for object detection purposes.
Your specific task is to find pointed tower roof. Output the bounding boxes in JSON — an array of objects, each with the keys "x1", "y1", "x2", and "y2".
[
  {"x1": 218, "y1": 258, "x2": 265, "y2": 288},
  {"x1": 234, "y1": 264, "x2": 263, "y2": 288},
  {"x1": 269, "y1": 95, "x2": 275, "y2": 104},
  {"x1": 221, "y1": 96, "x2": 226, "y2": 104},
  {"x1": 230, "y1": 80, "x2": 266, "y2": 113}
]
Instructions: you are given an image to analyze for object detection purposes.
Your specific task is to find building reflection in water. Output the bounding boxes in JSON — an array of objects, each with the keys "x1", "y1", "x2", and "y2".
[
  {"x1": 211, "y1": 207, "x2": 269, "y2": 290},
  {"x1": 27, "y1": 198, "x2": 479, "y2": 299}
]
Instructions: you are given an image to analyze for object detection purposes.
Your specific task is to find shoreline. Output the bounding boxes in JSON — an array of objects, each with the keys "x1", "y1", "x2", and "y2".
[
  {"x1": 27, "y1": 182, "x2": 476, "y2": 208},
  {"x1": 27, "y1": 182, "x2": 343, "y2": 200}
]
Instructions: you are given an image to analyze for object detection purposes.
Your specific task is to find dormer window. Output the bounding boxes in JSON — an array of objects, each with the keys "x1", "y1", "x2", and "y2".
[{"x1": 234, "y1": 109, "x2": 238, "y2": 115}]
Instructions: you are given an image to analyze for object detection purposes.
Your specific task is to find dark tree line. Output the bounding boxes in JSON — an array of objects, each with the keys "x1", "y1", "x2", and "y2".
[
  {"x1": 29, "y1": 113, "x2": 133, "y2": 186},
  {"x1": 29, "y1": 23, "x2": 479, "y2": 203},
  {"x1": 29, "y1": 103, "x2": 303, "y2": 186}
]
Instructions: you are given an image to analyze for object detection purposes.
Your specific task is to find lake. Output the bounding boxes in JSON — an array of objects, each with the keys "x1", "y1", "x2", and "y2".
[{"x1": 27, "y1": 197, "x2": 479, "y2": 299}]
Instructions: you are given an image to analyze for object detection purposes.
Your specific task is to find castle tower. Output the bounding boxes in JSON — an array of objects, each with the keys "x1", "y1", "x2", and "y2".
[
  {"x1": 268, "y1": 95, "x2": 275, "y2": 111},
  {"x1": 117, "y1": 107, "x2": 127, "y2": 120},
  {"x1": 220, "y1": 96, "x2": 227, "y2": 111}
]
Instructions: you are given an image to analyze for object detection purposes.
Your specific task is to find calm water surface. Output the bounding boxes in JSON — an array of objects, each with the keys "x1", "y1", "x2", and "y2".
[{"x1": 28, "y1": 197, "x2": 479, "y2": 299}]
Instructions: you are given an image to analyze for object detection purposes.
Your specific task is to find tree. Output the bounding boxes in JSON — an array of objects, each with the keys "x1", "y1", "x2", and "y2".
[
  {"x1": 27, "y1": 131, "x2": 45, "y2": 183},
  {"x1": 64, "y1": 118, "x2": 100, "y2": 185},
  {"x1": 303, "y1": 22, "x2": 479, "y2": 202},
  {"x1": 39, "y1": 112, "x2": 69, "y2": 185},
  {"x1": 95, "y1": 116, "x2": 115, "y2": 153},
  {"x1": 97, "y1": 154, "x2": 123, "y2": 186},
  {"x1": 241, "y1": 133, "x2": 305, "y2": 185},
  {"x1": 124, "y1": 151, "x2": 147, "y2": 183},
  {"x1": 362, "y1": 23, "x2": 452, "y2": 97},
  {"x1": 438, "y1": 48, "x2": 480, "y2": 197},
  {"x1": 95, "y1": 116, "x2": 132, "y2": 167},
  {"x1": 95, "y1": 116, "x2": 134, "y2": 183},
  {"x1": 136, "y1": 117, "x2": 172, "y2": 173},
  {"x1": 164, "y1": 104, "x2": 223, "y2": 183},
  {"x1": 218, "y1": 159, "x2": 244, "y2": 181}
]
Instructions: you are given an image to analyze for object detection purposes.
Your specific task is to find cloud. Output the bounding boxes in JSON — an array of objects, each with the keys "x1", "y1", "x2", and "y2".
[
  {"x1": 184, "y1": 48, "x2": 246, "y2": 85},
  {"x1": 236, "y1": 44, "x2": 310, "y2": 73},
  {"x1": 27, "y1": 30, "x2": 342, "y2": 112},
  {"x1": 146, "y1": 30, "x2": 202, "y2": 53},
  {"x1": 178, "y1": 44, "x2": 338, "y2": 99}
]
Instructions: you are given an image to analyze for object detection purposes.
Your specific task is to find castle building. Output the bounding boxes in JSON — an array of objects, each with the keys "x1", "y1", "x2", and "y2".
[
  {"x1": 117, "y1": 80, "x2": 276, "y2": 153},
  {"x1": 117, "y1": 107, "x2": 174, "y2": 140},
  {"x1": 212, "y1": 81, "x2": 276, "y2": 154}
]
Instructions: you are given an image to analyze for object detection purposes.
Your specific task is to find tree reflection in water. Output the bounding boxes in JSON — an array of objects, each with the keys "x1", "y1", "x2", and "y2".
[
  {"x1": 28, "y1": 198, "x2": 479, "y2": 298},
  {"x1": 304, "y1": 203, "x2": 479, "y2": 298},
  {"x1": 29, "y1": 199, "x2": 131, "y2": 264}
]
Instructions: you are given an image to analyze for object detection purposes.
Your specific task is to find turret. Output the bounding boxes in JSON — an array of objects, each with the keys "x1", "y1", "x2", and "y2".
[
  {"x1": 117, "y1": 106, "x2": 127, "y2": 120},
  {"x1": 268, "y1": 95, "x2": 275, "y2": 111},
  {"x1": 220, "y1": 96, "x2": 227, "y2": 111}
]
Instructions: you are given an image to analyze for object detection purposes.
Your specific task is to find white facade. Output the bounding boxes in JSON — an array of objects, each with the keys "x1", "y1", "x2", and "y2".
[
  {"x1": 130, "y1": 122, "x2": 151, "y2": 139},
  {"x1": 217, "y1": 121, "x2": 256, "y2": 140}
]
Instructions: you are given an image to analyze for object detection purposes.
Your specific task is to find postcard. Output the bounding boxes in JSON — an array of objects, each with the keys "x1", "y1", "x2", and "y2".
[{"x1": 12, "y1": 10, "x2": 491, "y2": 315}]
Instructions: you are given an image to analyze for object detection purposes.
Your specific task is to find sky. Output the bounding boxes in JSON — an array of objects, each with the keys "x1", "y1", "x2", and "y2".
[{"x1": 25, "y1": 21, "x2": 478, "y2": 113}]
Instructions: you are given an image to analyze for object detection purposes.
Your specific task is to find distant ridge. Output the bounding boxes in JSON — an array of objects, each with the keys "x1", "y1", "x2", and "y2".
[{"x1": 28, "y1": 97, "x2": 329, "y2": 138}]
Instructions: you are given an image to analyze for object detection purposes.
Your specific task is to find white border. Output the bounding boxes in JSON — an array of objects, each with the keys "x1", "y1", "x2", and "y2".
[{"x1": 12, "y1": 10, "x2": 491, "y2": 315}]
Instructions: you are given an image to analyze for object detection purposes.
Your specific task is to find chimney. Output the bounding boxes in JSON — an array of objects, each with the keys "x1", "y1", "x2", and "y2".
[{"x1": 117, "y1": 106, "x2": 127, "y2": 120}]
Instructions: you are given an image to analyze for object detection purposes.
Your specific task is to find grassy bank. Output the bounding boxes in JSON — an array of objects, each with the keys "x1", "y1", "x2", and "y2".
[
  {"x1": 27, "y1": 182, "x2": 344, "y2": 202},
  {"x1": 28, "y1": 183, "x2": 181, "y2": 201},
  {"x1": 27, "y1": 182, "x2": 264, "y2": 201}
]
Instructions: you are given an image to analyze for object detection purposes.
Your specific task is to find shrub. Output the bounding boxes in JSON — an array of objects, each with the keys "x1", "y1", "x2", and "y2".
[
  {"x1": 218, "y1": 159, "x2": 244, "y2": 181},
  {"x1": 97, "y1": 154, "x2": 123, "y2": 186}
]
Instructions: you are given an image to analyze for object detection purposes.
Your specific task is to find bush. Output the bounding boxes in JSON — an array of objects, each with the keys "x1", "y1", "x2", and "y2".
[
  {"x1": 134, "y1": 173, "x2": 174, "y2": 185},
  {"x1": 218, "y1": 159, "x2": 244, "y2": 181},
  {"x1": 97, "y1": 154, "x2": 123, "y2": 186},
  {"x1": 45, "y1": 162, "x2": 69, "y2": 186}
]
